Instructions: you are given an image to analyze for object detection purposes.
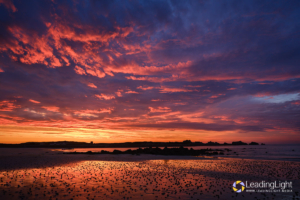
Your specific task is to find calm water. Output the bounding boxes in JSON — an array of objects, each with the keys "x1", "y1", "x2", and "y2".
[{"x1": 57, "y1": 144, "x2": 300, "y2": 162}]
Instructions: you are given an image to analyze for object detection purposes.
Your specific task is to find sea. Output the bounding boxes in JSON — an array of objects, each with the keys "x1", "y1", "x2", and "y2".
[{"x1": 58, "y1": 144, "x2": 300, "y2": 162}]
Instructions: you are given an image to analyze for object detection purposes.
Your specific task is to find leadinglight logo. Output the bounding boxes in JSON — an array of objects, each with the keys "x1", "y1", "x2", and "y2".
[
  {"x1": 232, "y1": 180, "x2": 293, "y2": 193},
  {"x1": 232, "y1": 181, "x2": 245, "y2": 193}
]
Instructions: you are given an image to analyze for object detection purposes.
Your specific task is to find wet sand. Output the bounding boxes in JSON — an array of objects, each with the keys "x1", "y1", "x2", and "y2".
[
  {"x1": 0, "y1": 148, "x2": 216, "y2": 171},
  {"x1": 0, "y1": 148, "x2": 299, "y2": 200}
]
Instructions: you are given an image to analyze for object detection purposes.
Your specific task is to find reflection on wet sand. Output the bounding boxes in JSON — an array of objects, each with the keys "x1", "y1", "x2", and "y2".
[{"x1": 0, "y1": 159, "x2": 299, "y2": 200}]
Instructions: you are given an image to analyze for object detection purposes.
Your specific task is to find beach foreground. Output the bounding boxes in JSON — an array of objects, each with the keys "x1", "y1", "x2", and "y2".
[{"x1": 0, "y1": 149, "x2": 299, "y2": 200}]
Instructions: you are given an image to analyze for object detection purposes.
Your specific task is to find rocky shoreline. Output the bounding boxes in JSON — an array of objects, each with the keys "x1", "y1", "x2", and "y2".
[{"x1": 64, "y1": 146, "x2": 227, "y2": 156}]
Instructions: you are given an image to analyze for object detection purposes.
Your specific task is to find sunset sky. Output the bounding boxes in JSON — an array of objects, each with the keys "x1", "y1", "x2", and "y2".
[{"x1": 0, "y1": 0, "x2": 300, "y2": 144}]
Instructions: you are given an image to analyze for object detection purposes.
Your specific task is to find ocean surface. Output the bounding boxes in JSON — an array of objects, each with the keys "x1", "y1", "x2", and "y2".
[{"x1": 58, "y1": 144, "x2": 300, "y2": 162}]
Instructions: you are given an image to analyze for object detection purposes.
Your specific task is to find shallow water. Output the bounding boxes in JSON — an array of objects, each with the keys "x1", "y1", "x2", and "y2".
[
  {"x1": 0, "y1": 159, "x2": 299, "y2": 200},
  {"x1": 59, "y1": 144, "x2": 300, "y2": 161},
  {"x1": 194, "y1": 144, "x2": 300, "y2": 161}
]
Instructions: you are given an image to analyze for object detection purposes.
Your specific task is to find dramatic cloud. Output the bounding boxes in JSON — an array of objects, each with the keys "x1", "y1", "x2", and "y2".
[
  {"x1": 29, "y1": 99, "x2": 40, "y2": 104},
  {"x1": 0, "y1": 100, "x2": 20, "y2": 111},
  {"x1": 42, "y1": 106, "x2": 60, "y2": 112},
  {"x1": 0, "y1": 0, "x2": 300, "y2": 143},
  {"x1": 95, "y1": 94, "x2": 115, "y2": 100},
  {"x1": 87, "y1": 83, "x2": 97, "y2": 89}
]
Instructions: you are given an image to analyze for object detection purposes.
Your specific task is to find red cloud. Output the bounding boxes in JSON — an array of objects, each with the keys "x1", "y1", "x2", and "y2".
[
  {"x1": 1, "y1": 21, "x2": 135, "y2": 76},
  {"x1": 105, "y1": 61, "x2": 192, "y2": 76},
  {"x1": 74, "y1": 65, "x2": 86, "y2": 75},
  {"x1": 149, "y1": 107, "x2": 171, "y2": 113},
  {"x1": 115, "y1": 90, "x2": 123, "y2": 97},
  {"x1": 5, "y1": 26, "x2": 62, "y2": 68},
  {"x1": 125, "y1": 90, "x2": 139, "y2": 94},
  {"x1": 137, "y1": 86, "x2": 155, "y2": 90},
  {"x1": 0, "y1": 100, "x2": 20, "y2": 111},
  {"x1": 126, "y1": 73, "x2": 300, "y2": 83},
  {"x1": 0, "y1": 0, "x2": 17, "y2": 12},
  {"x1": 85, "y1": 66, "x2": 105, "y2": 78},
  {"x1": 159, "y1": 86, "x2": 194, "y2": 93},
  {"x1": 0, "y1": 114, "x2": 24, "y2": 125},
  {"x1": 87, "y1": 82, "x2": 97, "y2": 88},
  {"x1": 74, "y1": 108, "x2": 113, "y2": 117},
  {"x1": 95, "y1": 94, "x2": 115, "y2": 100},
  {"x1": 42, "y1": 106, "x2": 60, "y2": 112},
  {"x1": 4, "y1": 20, "x2": 299, "y2": 84},
  {"x1": 227, "y1": 88, "x2": 237, "y2": 90},
  {"x1": 29, "y1": 99, "x2": 40, "y2": 104}
]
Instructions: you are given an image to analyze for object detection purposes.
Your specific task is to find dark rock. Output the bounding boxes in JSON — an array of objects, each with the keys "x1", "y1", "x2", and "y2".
[
  {"x1": 249, "y1": 142, "x2": 259, "y2": 145},
  {"x1": 232, "y1": 141, "x2": 247, "y2": 145}
]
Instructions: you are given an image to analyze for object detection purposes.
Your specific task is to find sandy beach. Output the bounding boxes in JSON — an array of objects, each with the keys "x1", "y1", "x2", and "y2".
[{"x1": 0, "y1": 148, "x2": 299, "y2": 200}]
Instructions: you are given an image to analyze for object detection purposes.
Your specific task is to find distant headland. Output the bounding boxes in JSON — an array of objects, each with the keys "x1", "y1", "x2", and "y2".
[{"x1": 0, "y1": 140, "x2": 264, "y2": 148}]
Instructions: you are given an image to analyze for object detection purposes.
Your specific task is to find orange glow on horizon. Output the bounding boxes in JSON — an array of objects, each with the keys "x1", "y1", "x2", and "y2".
[{"x1": 0, "y1": 125, "x2": 299, "y2": 144}]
